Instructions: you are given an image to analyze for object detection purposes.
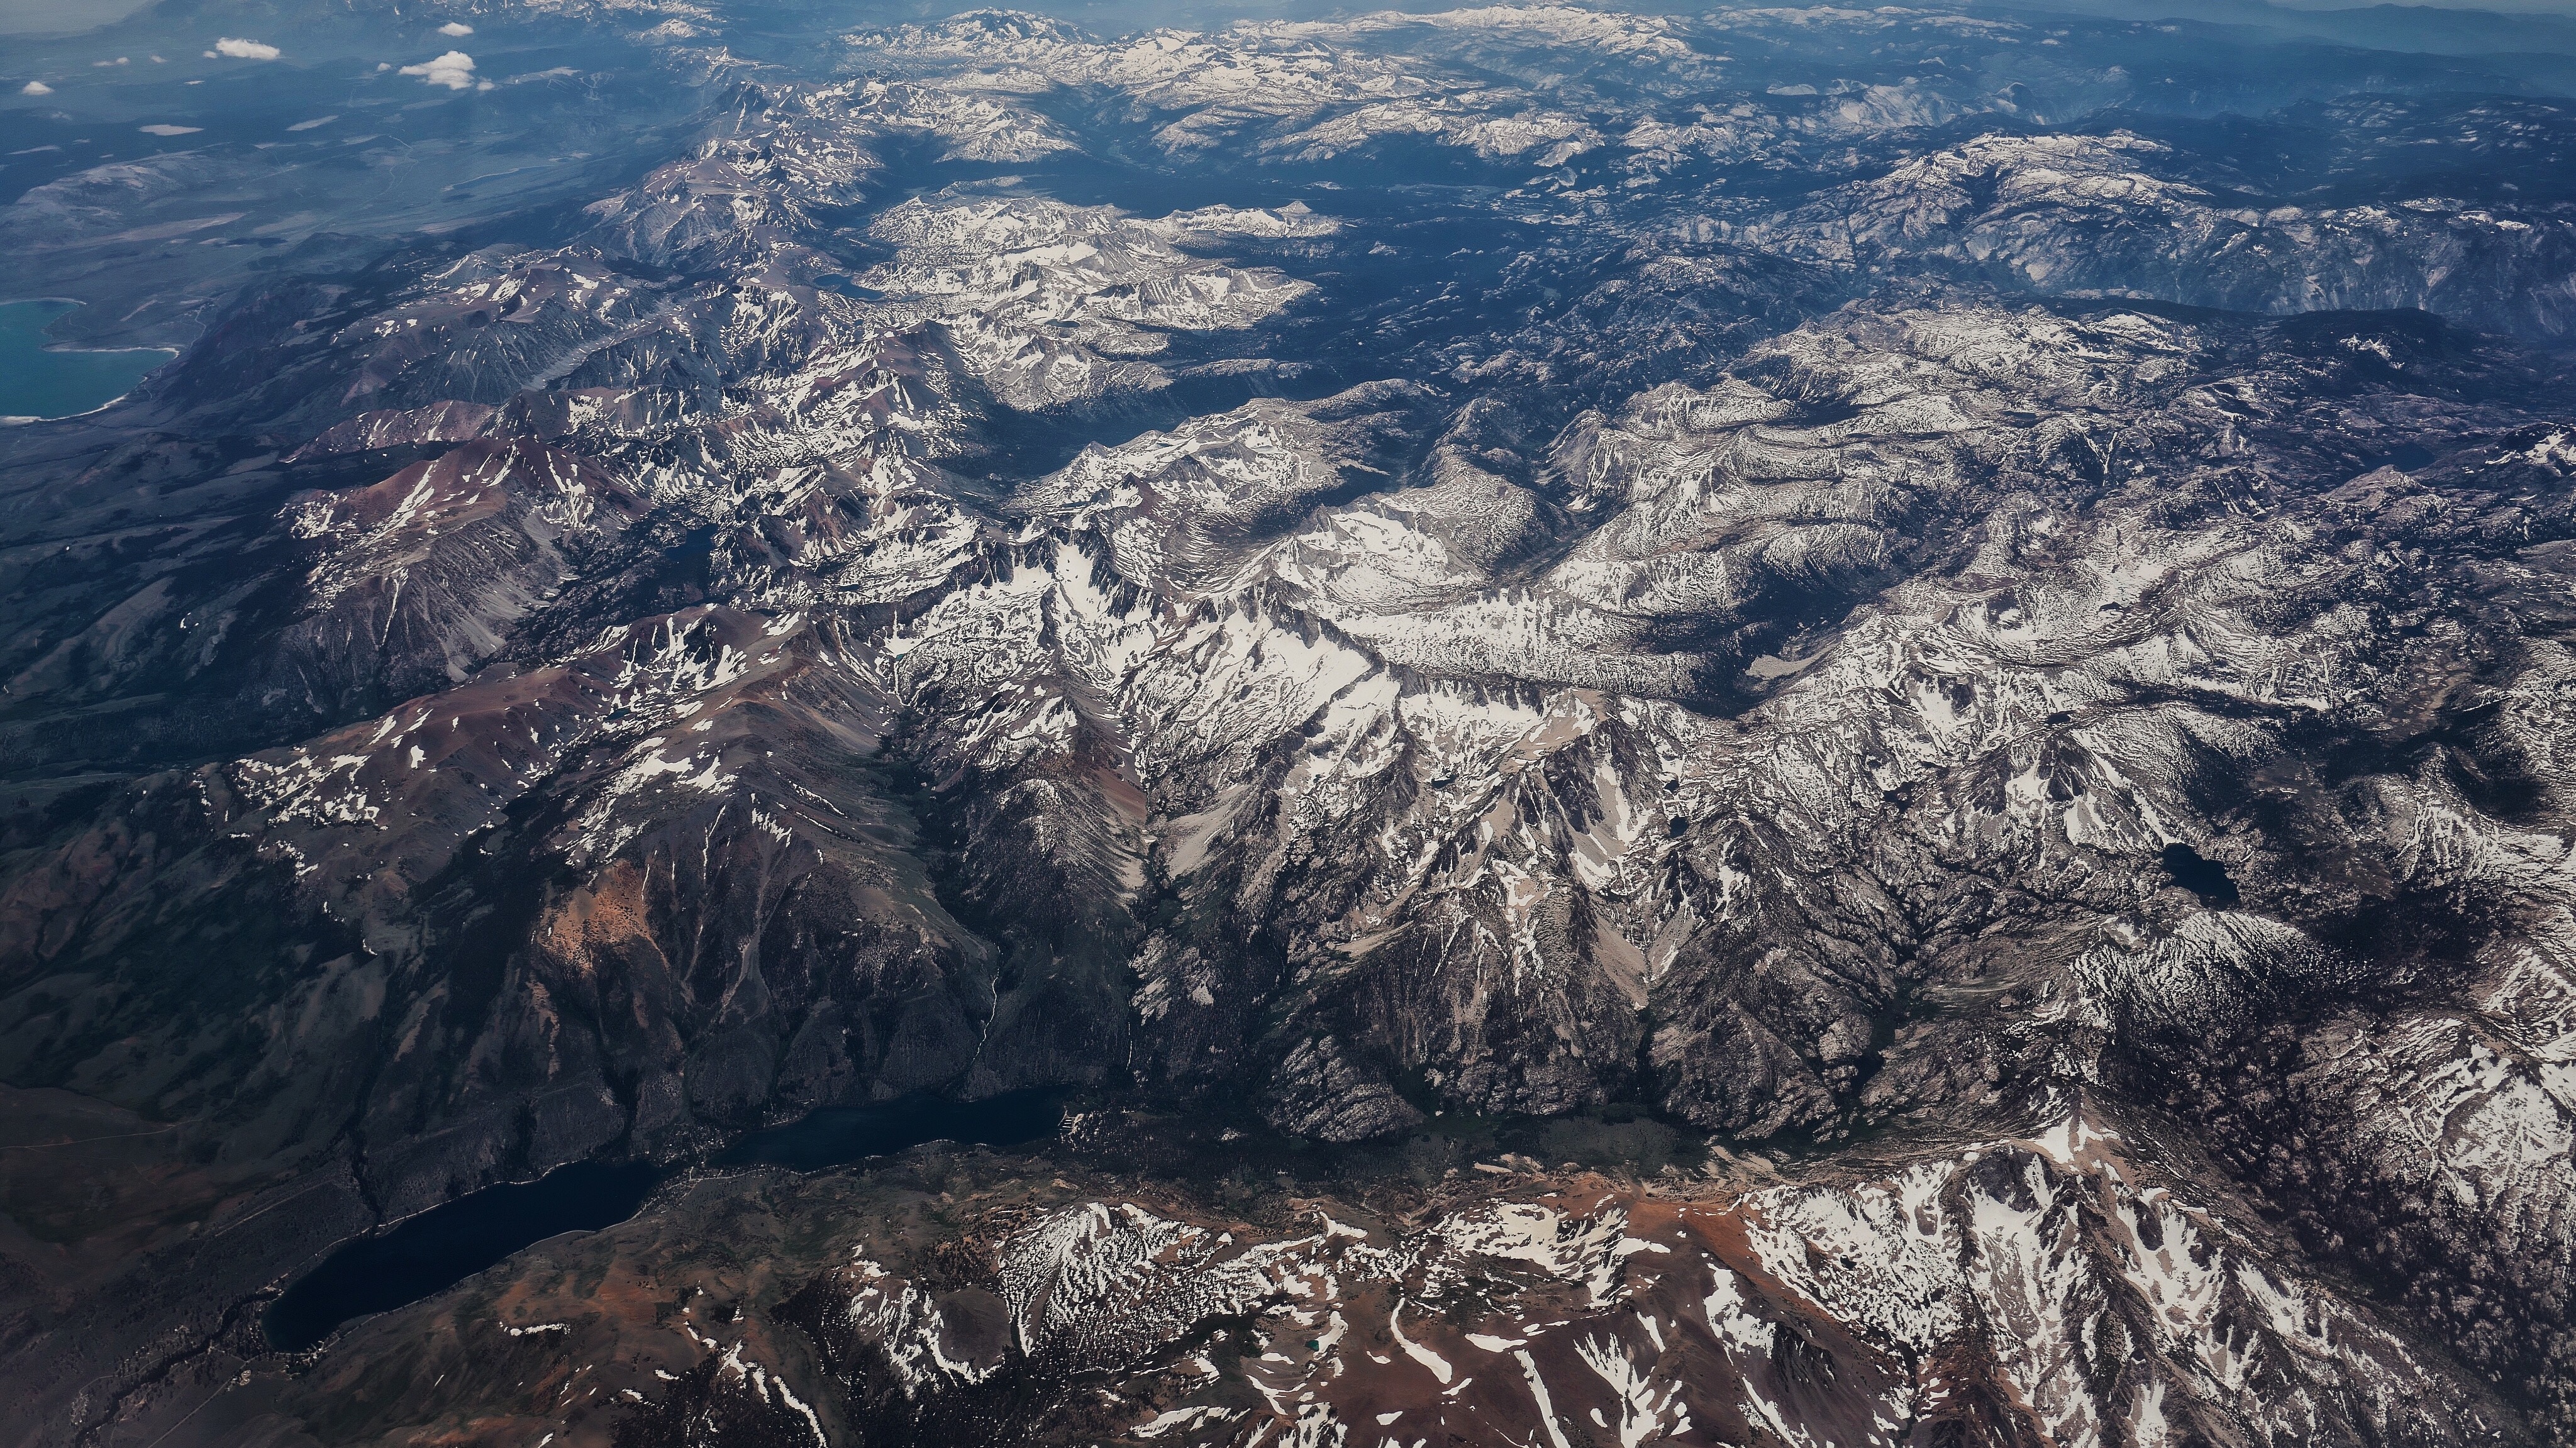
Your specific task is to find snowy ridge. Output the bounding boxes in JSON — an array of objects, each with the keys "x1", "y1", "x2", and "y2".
[
  {"x1": 17, "y1": 8, "x2": 2576, "y2": 1441},
  {"x1": 784, "y1": 1117, "x2": 2480, "y2": 1447}
]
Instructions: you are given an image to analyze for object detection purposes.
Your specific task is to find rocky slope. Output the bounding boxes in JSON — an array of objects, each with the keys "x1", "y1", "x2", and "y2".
[
  {"x1": 8, "y1": 1, "x2": 2576, "y2": 1445},
  {"x1": 178, "y1": 1116, "x2": 2509, "y2": 1448}
]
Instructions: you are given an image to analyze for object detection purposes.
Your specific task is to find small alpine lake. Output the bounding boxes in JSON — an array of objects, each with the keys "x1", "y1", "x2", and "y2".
[{"x1": 261, "y1": 1090, "x2": 1063, "y2": 1351}]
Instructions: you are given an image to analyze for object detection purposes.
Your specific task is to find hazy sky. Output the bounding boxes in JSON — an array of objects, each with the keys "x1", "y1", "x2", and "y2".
[
  {"x1": 2259, "y1": 0, "x2": 2576, "y2": 14},
  {"x1": 0, "y1": 0, "x2": 153, "y2": 36},
  {"x1": 11, "y1": 0, "x2": 2576, "y2": 40}
]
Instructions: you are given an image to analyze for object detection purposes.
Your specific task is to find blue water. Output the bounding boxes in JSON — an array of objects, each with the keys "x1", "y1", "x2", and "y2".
[
  {"x1": 262, "y1": 1090, "x2": 1062, "y2": 1351},
  {"x1": 716, "y1": 1088, "x2": 1064, "y2": 1171},
  {"x1": 0, "y1": 299, "x2": 172, "y2": 423},
  {"x1": 2160, "y1": 843, "x2": 2241, "y2": 907},
  {"x1": 262, "y1": 1162, "x2": 660, "y2": 1353}
]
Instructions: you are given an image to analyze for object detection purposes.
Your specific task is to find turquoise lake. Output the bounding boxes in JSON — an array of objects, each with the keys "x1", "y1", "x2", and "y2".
[{"x1": 0, "y1": 299, "x2": 175, "y2": 424}]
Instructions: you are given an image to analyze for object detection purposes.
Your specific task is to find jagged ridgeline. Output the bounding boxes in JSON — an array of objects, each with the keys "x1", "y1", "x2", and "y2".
[{"x1": 6, "y1": 2, "x2": 2576, "y2": 1445}]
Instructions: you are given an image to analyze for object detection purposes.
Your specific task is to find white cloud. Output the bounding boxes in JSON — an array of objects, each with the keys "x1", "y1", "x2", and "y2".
[
  {"x1": 438, "y1": 21, "x2": 474, "y2": 36},
  {"x1": 209, "y1": 38, "x2": 281, "y2": 60},
  {"x1": 399, "y1": 51, "x2": 477, "y2": 90},
  {"x1": 139, "y1": 124, "x2": 202, "y2": 136},
  {"x1": 286, "y1": 114, "x2": 337, "y2": 131},
  {"x1": 20, "y1": 80, "x2": 52, "y2": 96}
]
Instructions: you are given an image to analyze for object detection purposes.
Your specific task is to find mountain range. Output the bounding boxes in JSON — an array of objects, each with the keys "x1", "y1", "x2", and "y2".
[{"x1": 10, "y1": 1, "x2": 2576, "y2": 1444}]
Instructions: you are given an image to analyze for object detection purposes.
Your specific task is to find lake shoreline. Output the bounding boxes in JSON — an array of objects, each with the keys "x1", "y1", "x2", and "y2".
[
  {"x1": 0, "y1": 296, "x2": 178, "y2": 424},
  {"x1": 259, "y1": 1089, "x2": 1068, "y2": 1354}
]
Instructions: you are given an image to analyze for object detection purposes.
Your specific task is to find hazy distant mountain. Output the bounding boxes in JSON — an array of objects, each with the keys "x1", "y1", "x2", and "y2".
[{"x1": 10, "y1": 2, "x2": 2576, "y2": 1445}]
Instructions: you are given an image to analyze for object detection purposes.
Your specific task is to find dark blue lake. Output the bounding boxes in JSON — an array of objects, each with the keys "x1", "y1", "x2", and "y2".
[
  {"x1": 0, "y1": 299, "x2": 173, "y2": 423},
  {"x1": 262, "y1": 1162, "x2": 660, "y2": 1354},
  {"x1": 714, "y1": 1087, "x2": 1065, "y2": 1171},
  {"x1": 2160, "y1": 842, "x2": 2241, "y2": 907},
  {"x1": 263, "y1": 1091, "x2": 1062, "y2": 1351}
]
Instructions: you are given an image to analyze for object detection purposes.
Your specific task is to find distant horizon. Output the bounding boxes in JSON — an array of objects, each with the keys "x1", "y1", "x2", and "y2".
[
  {"x1": 11, "y1": 0, "x2": 2576, "y2": 1443},
  {"x1": 2016, "y1": 0, "x2": 2576, "y2": 33},
  {"x1": 2229, "y1": 0, "x2": 2576, "y2": 16},
  {"x1": 0, "y1": 0, "x2": 156, "y2": 37},
  {"x1": 15, "y1": 0, "x2": 2576, "y2": 36}
]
